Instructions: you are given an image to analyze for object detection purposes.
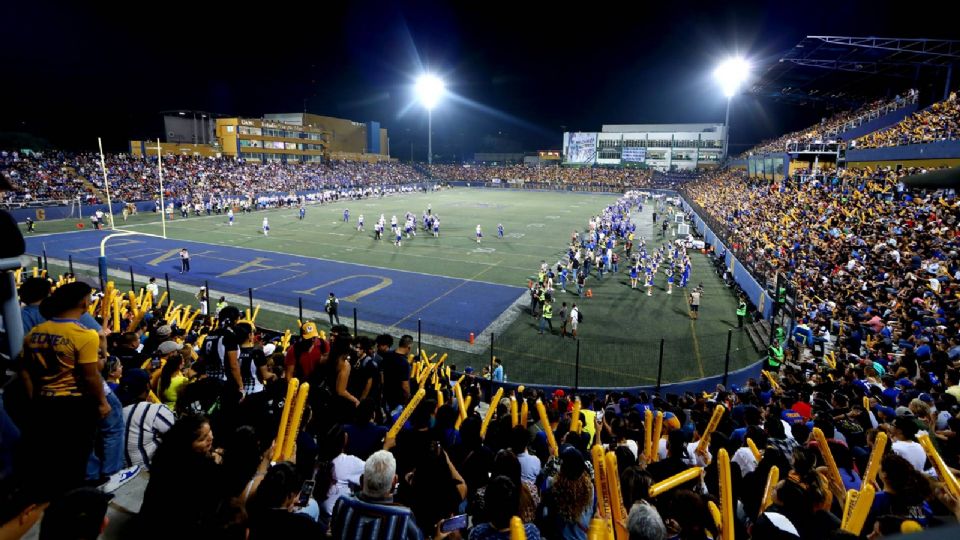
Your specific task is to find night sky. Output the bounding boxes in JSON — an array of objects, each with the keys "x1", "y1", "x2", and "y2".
[{"x1": 0, "y1": 0, "x2": 954, "y2": 160}]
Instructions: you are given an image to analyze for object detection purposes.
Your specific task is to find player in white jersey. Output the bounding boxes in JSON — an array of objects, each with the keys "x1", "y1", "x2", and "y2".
[
  {"x1": 357, "y1": 214, "x2": 364, "y2": 231},
  {"x1": 391, "y1": 215, "x2": 398, "y2": 232},
  {"x1": 262, "y1": 217, "x2": 270, "y2": 236},
  {"x1": 227, "y1": 208, "x2": 234, "y2": 226},
  {"x1": 476, "y1": 225, "x2": 483, "y2": 244},
  {"x1": 432, "y1": 217, "x2": 440, "y2": 237}
]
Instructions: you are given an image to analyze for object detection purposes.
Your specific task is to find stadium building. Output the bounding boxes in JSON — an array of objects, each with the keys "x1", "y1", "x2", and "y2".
[
  {"x1": 130, "y1": 112, "x2": 390, "y2": 163},
  {"x1": 563, "y1": 123, "x2": 726, "y2": 170}
]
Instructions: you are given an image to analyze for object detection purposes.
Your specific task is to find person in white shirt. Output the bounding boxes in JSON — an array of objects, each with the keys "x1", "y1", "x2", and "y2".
[
  {"x1": 511, "y1": 426, "x2": 541, "y2": 483},
  {"x1": 146, "y1": 277, "x2": 159, "y2": 302},
  {"x1": 890, "y1": 416, "x2": 927, "y2": 472},
  {"x1": 322, "y1": 426, "x2": 365, "y2": 516}
]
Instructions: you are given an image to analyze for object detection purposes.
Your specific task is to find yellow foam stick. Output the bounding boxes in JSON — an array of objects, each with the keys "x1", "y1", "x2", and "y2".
[
  {"x1": 813, "y1": 427, "x2": 844, "y2": 493},
  {"x1": 862, "y1": 396, "x2": 870, "y2": 411},
  {"x1": 861, "y1": 432, "x2": 887, "y2": 489},
  {"x1": 697, "y1": 404, "x2": 725, "y2": 453},
  {"x1": 281, "y1": 382, "x2": 310, "y2": 461},
  {"x1": 586, "y1": 518, "x2": 609, "y2": 540},
  {"x1": 840, "y1": 489, "x2": 857, "y2": 530},
  {"x1": 510, "y1": 396, "x2": 518, "y2": 427},
  {"x1": 649, "y1": 467, "x2": 702, "y2": 498},
  {"x1": 252, "y1": 305, "x2": 260, "y2": 322},
  {"x1": 841, "y1": 485, "x2": 875, "y2": 536},
  {"x1": 746, "y1": 438, "x2": 761, "y2": 462},
  {"x1": 436, "y1": 389, "x2": 443, "y2": 406},
  {"x1": 762, "y1": 370, "x2": 780, "y2": 391},
  {"x1": 454, "y1": 383, "x2": 467, "y2": 420},
  {"x1": 517, "y1": 385, "x2": 525, "y2": 394},
  {"x1": 651, "y1": 411, "x2": 664, "y2": 462},
  {"x1": 519, "y1": 398, "x2": 529, "y2": 427},
  {"x1": 590, "y1": 445, "x2": 615, "y2": 540},
  {"x1": 605, "y1": 451, "x2": 628, "y2": 540},
  {"x1": 455, "y1": 396, "x2": 472, "y2": 430},
  {"x1": 718, "y1": 449, "x2": 734, "y2": 540},
  {"x1": 410, "y1": 362, "x2": 421, "y2": 383},
  {"x1": 272, "y1": 378, "x2": 299, "y2": 462},
  {"x1": 509, "y1": 516, "x2": 526, "y2": 540},
  {"x1": 536, "y1": 399, "x2": 558, "y2": 456},
  {"x1": 644, "y1": 408, "x2": 654, "y2": 461},
  {"x1": 388, "y1": 388, "x2": 426, "y2": 439},
  {"x1": 481, "y1": 387, "x2": 504, "y2": 439},
  {"x1": 570, "y1": 398, "x2": 582, "y2": 434},
  {"x1": 112, "y1": 295, "x2": 121, "y2": 333},
  {"x1": 760, "y1": 465, "x2": 779, "y2": 516},
  {"x1": 708, "y1": 501, "x2": 722, "y2": 530},
  {"x1": 918, "y1": 433, "x2": 960, "y2": 497},
  {"x1": 244, "y1": 308, "x2": 251, "y2": 322}
]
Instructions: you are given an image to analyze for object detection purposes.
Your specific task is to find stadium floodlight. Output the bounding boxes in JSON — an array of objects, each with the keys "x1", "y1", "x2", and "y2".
[
  {"x1": 713, "y1": 57, "x2": 750, "y2": 159},
  {"x1": 415, "y1": 74, "x2": 445, "y2": 164},
  {"x1": 714, "y1": 57, "x2": 750, "y2": 98}
]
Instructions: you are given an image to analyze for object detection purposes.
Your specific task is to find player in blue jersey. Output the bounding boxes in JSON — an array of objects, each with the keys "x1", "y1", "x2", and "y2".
[
  {"x1": 497, "y1": 223, "x2": 504, "y2": 239},
  {"x1": 299, "y1": 205, "x2": 306, "y2": 220},
  {"x1": 343, "y1": 208, "x2": 349, "y2": 222}
]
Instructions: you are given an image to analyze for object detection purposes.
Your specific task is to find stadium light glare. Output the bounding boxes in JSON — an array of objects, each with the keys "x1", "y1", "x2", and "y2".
[
  {"x1": 714, "y1": 57, "x2": 750, "y2": 98},
  {"x1": 415, "y1": 74, "x2": 445, "y2": 110}
]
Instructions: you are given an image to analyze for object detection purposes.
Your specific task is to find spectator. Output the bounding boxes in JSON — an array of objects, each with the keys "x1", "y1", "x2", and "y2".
[
  {"x1": 38, "y1": 487, "x2": 110, "y2": 540},
  {"x1": 330, "y1": 450, "x2": 423, "y2": 540},
  {"x1": 543, "y1": 446, "x2": 595, "y2": 539},
  {"x1": 118, "y1": 369, "x2": 175, "y2": 470},
  {"x1": 469, "y1": 475, "x2": 541, "y2": 540},
  {"x1": 246, "y1": 461, "x2": 324, "y2": 538}
]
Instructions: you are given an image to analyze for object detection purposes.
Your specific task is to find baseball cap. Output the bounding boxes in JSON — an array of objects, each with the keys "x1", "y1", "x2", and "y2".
[
  {"x1": 464, "y1": 367, "x2": 475, "y2": 374},
  {"x1": 263, "y1": 343, "x2": 277, "y2": 356},
  {"x1": 158, "y1": 340, "x2": 183, "y2": 355},
  {"x1": 300, "y1": 321, "x2": 319, "y2": 339},
  {"x1": 895, "y1": 406, "x2": 914, "y2": 418},
  {"x1": 155, "y1": 325, "x2": 172, "y2": 338}
]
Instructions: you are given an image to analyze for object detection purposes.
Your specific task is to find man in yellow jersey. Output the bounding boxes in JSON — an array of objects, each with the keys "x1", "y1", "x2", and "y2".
[{"x1": 18, "y1": 281, "x2": 109, "y2": 500}]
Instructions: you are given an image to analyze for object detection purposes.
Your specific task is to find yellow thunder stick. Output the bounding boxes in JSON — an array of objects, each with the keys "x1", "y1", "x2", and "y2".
[
  {"x1": 840, "y1": 489, "x2": 857, "y2": 530},
  {"x1": 272, "y1": 378, "x2": 299, "y2": 462},
  {"x1": 252, "y1": 305, "x2": 260, "y2": 322},
  {"x1": 570, "y1": 397, "x2": 582, "y2": 434},
  {"x1": 812, "y1": 427, "x2": 844, "y2": 493},
  {"x1": 762, "y1": 370, "x2": 780, "y2": 391},
  {"x1": 718, "y1": 448, "x2": 735, "y2": 540},
  {"x1": 862, "y1": 396, "x2": 870, "y2": 410},
  {"x1": 510, "y1": 395, "x2": 518, "y2": 427},
  {"x1": 481, "y1": 387, "x2": 504, "y2": 439},
  {"x1": 454, "y1": 383, "x2": 467, "y2": 420},
  {"x1": 861, "y1": 432, "x2": 887, "y2": 489},
  {"x1": 519, "y1": 398, "x2": 529, "y2": 427},
  {"x1": 648, "y1": 467, "x2": 702, "y2": 498},
  {"x1": 697, "y1": 404, "x2": 725, "y2": 453},
  {"x1": 605, "y1": 451, "x2": 629, "y2": 540},
  {"x1": 841, "y1": 485, "x2": 875, "y2": 536},
  {"x1": 455, "y1": 396, "x2": 472, "y2": 430},
  {"x1": 280, "y1": 382, "x2": 310, "y2": 461},
  {"x1": 112, "y1": 295, "x2": 121, "y2": 333},
  {"x1": 708, "y1": 501, "x2": 722, "y2": 531},
  {"x1": 918, "y1": 433, "x2": 960, "y2": 497},
  {"x1": 644, "y1": 408, "x2": 654, "y2": 461},
  {"x1": 586, "y1": 518, "x2": 609, "y2": 540},
  {"x1": 590, "y1": 444, "x2": 615, "y2": 540},
  {"x1": 388, "y1": 388, "x2": 426, "y2": 439},
  {"x1": 746, "y1": 438, "x2": 761, "y2": 462},
  {"x1": 436, "y1": 389, "x2": 443, "y2": 407},
  {"x1": 760, "y1": 465, "x2": 779, "y2": 516},
  {"x1": 536, "y1": 399, "x2": 558, "y2": 456},
  {"x1": 651, "y1": 411, "x2": 664, "y2": 462},
  {"x1": 509, "y1": 516, "x2": 526, "y2": 540}
]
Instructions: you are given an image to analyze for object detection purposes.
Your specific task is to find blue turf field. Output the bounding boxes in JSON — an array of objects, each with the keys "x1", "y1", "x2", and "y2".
[{"x1": 27, "y1": 230, "x2": 524, "y2": 339}]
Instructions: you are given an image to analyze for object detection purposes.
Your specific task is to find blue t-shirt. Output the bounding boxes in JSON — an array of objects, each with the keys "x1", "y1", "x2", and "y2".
[{"x1": 22, "y1": 305, "x2": 102, "y2": 334}]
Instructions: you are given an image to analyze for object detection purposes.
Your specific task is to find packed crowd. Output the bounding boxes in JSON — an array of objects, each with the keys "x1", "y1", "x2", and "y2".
[
  {"x1": 0, "y1": 152, "x2": 428, "y2": 206},
  {"x1": 428, "y1": 164, "x2": 653, "y2": 188},
  {"x1": 4, "y1": 260, "x2": 960, "y2": 540},
  {"x1": 740, "y1": 90, "x2": 918, "y2": 156},
  {"x1": 852, "y1": 93, "x2": 960, "y2": 149}
]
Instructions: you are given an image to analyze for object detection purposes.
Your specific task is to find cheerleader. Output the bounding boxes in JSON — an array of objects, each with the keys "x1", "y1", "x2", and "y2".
[
  {"x1": 630, "y1": 263, "x2": 639, "y2": 289},
  {"x1": 645, "y1": 267, "x2": 654, "y2": 296},
  {"x1": 666, "y1": 267, "x2": 674, "y2": 295}
]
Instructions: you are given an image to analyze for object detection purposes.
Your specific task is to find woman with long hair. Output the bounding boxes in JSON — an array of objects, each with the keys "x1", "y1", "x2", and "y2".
[
  {"x1": 544, "y1": 446, "x2": 594, "y2": 540},
  {"x1": 472, "y1": 449, "x2": 540, "y2": 524},
  {"x1": 157, "y1": 354, "x2": 185, "y2": 409},
  {"x1": 246, "y1": 461, "x2": 323, "y2": 538},
  {"x1": 402, "y1": 439, "x2": 467, "y2": 535}
]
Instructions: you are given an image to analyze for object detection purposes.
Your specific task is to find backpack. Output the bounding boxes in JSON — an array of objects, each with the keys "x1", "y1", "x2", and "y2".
[{"x1": 577, "y1": 310, "x2": 584, "y2": 323}]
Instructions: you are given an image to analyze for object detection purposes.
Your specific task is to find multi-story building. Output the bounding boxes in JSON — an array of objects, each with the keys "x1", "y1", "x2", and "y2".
[{"x1": 563, "y1": 123, "x2": 726, "y2": 171}]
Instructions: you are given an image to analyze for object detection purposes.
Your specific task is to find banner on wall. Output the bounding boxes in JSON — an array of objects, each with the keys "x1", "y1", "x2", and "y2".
[
  {"x1": 564, "y1": 132, "x2": 597, "y2": 164},
  {"x1": 621, "y1": 146, "x2": 646, "y2": 163}
]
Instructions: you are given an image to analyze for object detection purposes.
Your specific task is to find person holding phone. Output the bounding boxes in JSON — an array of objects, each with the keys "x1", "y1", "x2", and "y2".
[{"x1": 245, "y1": 461, "x2": 324, "y2": 539}]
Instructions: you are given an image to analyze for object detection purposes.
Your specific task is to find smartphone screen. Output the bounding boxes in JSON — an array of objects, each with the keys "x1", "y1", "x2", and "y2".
[
  {"x1": 440, "y1": 514, "x2": 467, "y2": 533},
  {"x1": 150, "y1": 357, "x2": 161, "y2": 370},
  {"x1": 296, "y1": 480, "x2": 315, "y2": 507}
]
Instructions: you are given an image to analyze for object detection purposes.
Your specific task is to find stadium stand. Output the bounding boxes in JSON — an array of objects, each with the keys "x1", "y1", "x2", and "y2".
[
  {"x1": 740, "y1": 89, "x2": 918, "y2": 156},
  {"x1": 852, "y1": 92, "x2": 960, "y2": 149}
]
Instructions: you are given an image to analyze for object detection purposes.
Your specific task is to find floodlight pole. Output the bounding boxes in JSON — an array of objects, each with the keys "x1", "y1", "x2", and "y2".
[
  {"x1": 723, "y1": 96, "x2": 732, "y2": 160},
  {"x1": 97, "y1": 137, "x2": 116, "y2": 230},
  {"x1": 156, "y1": 139, "x2": 168, "y2": 239},
  {"x1": 427, "y1": 109, "x2": 433, "y2": 165}
]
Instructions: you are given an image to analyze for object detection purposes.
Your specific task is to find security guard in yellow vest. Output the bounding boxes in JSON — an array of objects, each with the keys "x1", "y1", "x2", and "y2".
[
  {"x1": 737, "y1": 297, "x2": 747, "y2": 328},
  {"x1": 539, "y1": 301, "x2": 554, "y2": 335},
  {"x1": 766, "y1": 343, "x2": 784, "y2": 371}
]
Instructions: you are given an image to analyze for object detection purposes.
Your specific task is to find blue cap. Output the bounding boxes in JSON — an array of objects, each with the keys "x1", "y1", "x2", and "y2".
[
  {"x1": 896, "y1": 378, "x2": 914, "y2": 388},
  {"x1": 874, "y1": 405, "x2": 896, "y2": 419}
]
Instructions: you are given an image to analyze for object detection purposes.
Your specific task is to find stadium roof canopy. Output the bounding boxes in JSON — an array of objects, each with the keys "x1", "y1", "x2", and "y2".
[{"x1": 750, "y1": 36, "x2": 959, "y2": 107}]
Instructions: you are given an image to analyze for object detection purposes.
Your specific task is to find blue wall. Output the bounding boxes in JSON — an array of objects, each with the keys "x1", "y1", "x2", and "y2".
[
  {"x1": 846, "y1": 139, "x2": 960, "y2": 162},
  {"x1": 838, "y1": 103, "x2": 918, "y2": 141}
]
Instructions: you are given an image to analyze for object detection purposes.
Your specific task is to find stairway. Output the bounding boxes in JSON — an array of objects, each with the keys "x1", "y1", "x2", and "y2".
[{"x1": 744, "y1": 319, "x2": 771, "y2": 353}]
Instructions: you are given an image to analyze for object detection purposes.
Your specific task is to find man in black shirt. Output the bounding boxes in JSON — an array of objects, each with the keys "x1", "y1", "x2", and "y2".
[
  {"x1": 199, "y1": 306, "x2": 244, "y2": 402},
  {"x1": 349, "y1": 336, "x2": 381, "y2": 406},
  {"x1": 113, "y1": 332, "x2": 144, "y2": 372},
  {"x1": 379, "y1": 334, "x2": 412, "y2": 415}
]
